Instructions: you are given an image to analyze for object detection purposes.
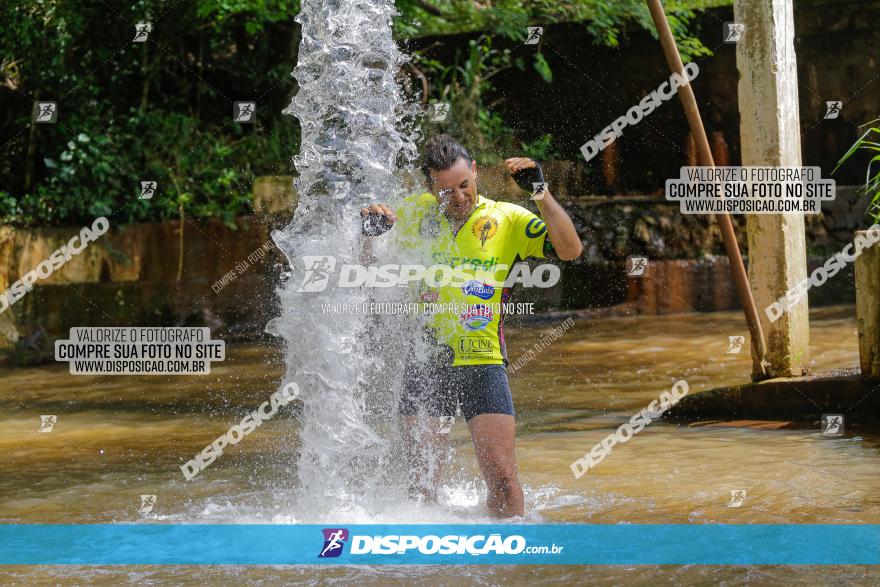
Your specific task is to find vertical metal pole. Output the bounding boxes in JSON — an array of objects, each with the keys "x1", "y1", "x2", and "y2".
[{"x1": 645, "y1": 0, "x2": 768, "y2": 374}]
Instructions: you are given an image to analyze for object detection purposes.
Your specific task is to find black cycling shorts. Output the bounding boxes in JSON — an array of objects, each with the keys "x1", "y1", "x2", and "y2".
[{"x1": 399, "y1": 361, "x2": 515, "y2": 421}]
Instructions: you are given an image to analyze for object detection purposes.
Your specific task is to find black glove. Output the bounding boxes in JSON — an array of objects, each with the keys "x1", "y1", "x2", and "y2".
[
  {"x1": 511, "y1": 160, "x2": 545, "y2": 192},
  {"x1": 361, "y1": 212, "x2": 393, "y2": 236}
]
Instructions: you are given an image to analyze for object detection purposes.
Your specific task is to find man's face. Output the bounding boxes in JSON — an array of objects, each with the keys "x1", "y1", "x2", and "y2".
[{"x1": 429, "y1": 157, "x2": 478, "y2": 222}]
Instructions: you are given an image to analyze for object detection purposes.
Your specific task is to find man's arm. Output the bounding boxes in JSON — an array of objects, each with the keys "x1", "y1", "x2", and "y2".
[
  {"x1": 505, "y1": 157, "x2": 583, "y2": 261},
  {"x1": 533, "y1": 187, "x2": 582, "y2": 261}
]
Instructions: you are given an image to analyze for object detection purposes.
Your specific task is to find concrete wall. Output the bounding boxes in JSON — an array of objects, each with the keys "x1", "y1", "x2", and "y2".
[{"x1": 0, "y1": 216, "x2": 283, "y2": 360}]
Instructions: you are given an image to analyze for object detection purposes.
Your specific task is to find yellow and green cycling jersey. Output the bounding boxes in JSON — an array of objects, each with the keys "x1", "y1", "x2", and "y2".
[{"x1": 393, "y1": 193, "x2": 553, "y2": 366}]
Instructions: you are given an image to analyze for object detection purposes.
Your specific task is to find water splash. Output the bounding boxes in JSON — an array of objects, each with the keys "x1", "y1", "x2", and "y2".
[{"x1": 266, "y1": 0, "x2": 422, "y2": 519}]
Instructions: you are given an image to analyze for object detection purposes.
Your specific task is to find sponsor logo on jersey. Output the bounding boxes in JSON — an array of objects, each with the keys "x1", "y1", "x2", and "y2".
[
  {"x1": 473, "y1": 215, "x2": 499, "y2": 247},
  {"x1": 462, "y1": 280, "x2": 495, "y2": 300},
  {"x1": 525, "y1": 218, "x2": 547, "y2": 238},
  {"x1": 435, "y1": 254, "x2": 500, "y2": 271},
  {"x1": 459, "y1": 336, "x2": 494, "y2": 354},
  {"x1": 419, "y1": 289, "x2": 439, "y2": 302},
  {"x1": 459, "y1": 304, "x2": 494, "y2": 331}
]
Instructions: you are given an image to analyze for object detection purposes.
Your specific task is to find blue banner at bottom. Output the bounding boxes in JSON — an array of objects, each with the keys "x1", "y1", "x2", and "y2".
[{"x1": 0, "y1": 524, "x2": 878, "y2": 565}]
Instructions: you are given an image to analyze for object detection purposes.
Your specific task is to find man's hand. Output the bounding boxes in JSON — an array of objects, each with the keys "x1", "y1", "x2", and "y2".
[
  {"x1": 360, "y1": 203, "x2": 397, "y2": 237},
  {"x1": 505, "y1": 157, "x2": 582, "y2": 261},
  {"x1": 504, "y1": 157, "x2": 545, "y2": 193}
]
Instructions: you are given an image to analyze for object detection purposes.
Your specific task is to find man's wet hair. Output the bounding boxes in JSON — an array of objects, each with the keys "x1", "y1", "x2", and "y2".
[{"x1": 421, "y1": 134, "x2": 473, "y2": 184}]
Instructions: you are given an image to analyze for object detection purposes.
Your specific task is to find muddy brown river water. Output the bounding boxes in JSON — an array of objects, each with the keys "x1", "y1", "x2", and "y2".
[{"x1": 1, "y1": 306, "x2": 878, "y2": 584}]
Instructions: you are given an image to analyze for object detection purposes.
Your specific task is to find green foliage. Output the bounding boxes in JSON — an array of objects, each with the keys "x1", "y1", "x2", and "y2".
[
  {"x1": 834, "y1": 120, "x2": 880, "y2": 226},
  {"x1": 0, "y1": 107, "x2": 299, "y2": 226},
  {"x1": 532, "y1": 52, "x2": 553, "y2": 83},
  {"x1": 0, "y1": 0, "x2": 721, "y2": 226},
  {"x1": 195, "y1": 0, "x2": 299, "y2": 26},
  {"x1": 395, "y1": 0, "x2": 722, "y2": 61},
  {"x1": 419, "y1": 36, "x2": 516, "y2": 163},
  {"x1": 520, "y1": 134, "x2": 559, "y2": 161},
  {"x1": 0, "y1": 0, "x2": 300, "y2": 227},
  {"x1": 407, "y1": 0, "x2": 719, "y2": 164}
]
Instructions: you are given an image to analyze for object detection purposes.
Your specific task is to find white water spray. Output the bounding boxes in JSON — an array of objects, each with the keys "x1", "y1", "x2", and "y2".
[{"x1": 266, "y1": 0, "x2": 423, "y2": 519}]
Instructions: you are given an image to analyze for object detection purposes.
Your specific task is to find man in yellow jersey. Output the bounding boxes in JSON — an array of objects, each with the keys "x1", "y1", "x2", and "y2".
[{"x1": 360, "y1": 134, "x2": 582, "y2": 517}]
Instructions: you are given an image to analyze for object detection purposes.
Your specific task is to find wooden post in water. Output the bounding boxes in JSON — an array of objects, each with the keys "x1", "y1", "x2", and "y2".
[{"x1": 645, "y1": 0, "x2": 769, "y2": 379}]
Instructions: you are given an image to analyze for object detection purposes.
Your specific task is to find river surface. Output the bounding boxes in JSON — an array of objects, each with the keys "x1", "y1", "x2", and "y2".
[{"x1": 1, "y1": 305, "x2": 879, "y2": 584}]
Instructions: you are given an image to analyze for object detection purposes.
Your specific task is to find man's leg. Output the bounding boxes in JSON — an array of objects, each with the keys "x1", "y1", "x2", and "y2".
[
  {"x1": 467, "y1": 413, "x2": 524, "y2": 517},
  {"x1": 402, "y1": 415, "x2": 453, "y2": 502},
  {"x1": 399, "y1": 346, "x2": 457, "y2": 502}
]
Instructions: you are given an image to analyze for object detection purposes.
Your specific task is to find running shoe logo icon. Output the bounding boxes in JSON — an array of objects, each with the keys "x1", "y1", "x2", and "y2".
[
  {"x1": 39, "y1": 415, "x2": 57, "y2": 432},
  {"x1": 319, "y1": 528, "x2": 349, "y2": 558},
  {"x1": 531, "y1": 181, "x2": 546, "y2": 200},
  {"x1": 34, "y1": 102, "x2": 57, "y2": 123},
  {"x1": 233, "y1": 101, "x2": 256, "y2": 123},
  {"x1": 139, "y1": 494, "x2": 157, "y2": 514},
  {"x1": 727, "y1": 336, "x2": 745, "y2": 354},
  {"x1": 821, "y1": 414, "x2": 844, "y2": 436},
  {"x1": 133, "y1": 22, "x2": 152, "y2": 42},
  {"x1": 627, "y1": 256, "x2": 648, "y2": 276},
  {"x1": 429, "y1": 102, "x2": 450, "y2": 122},
  {"x1": 525, "y1": 27, "x2": 544, "y2": 45},
  {"x1": 824, "y1": 101, "x2": 842, "y2": 120},
  {"x1": 723, "y1": 22, "x2": 745, "y2": 43},
  {"x1": 139, "y1": 181, "x2": 157, "y2": 200},
  {"x1": 438, "y1": 415, "x2": 455, "y2": 433},
  {"x1": 728, "y1": 489, "x2": 746, "y2": 508},
  {"x1": 298, "y1": 256, "x2": 337, "y2": 292}
]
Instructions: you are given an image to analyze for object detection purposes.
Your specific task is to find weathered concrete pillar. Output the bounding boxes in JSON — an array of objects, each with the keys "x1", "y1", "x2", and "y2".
[
  {"x1": 735, "y1": 0, "x2": 810, "y2": 377},
  {"x1": 855, "y1": 231, "x2": 880, "y2": 380}
]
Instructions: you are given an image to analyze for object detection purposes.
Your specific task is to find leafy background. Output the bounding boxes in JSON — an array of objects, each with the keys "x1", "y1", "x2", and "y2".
[{"x1": 0, "y1": 0, "x2": 723, "y2": 226}]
